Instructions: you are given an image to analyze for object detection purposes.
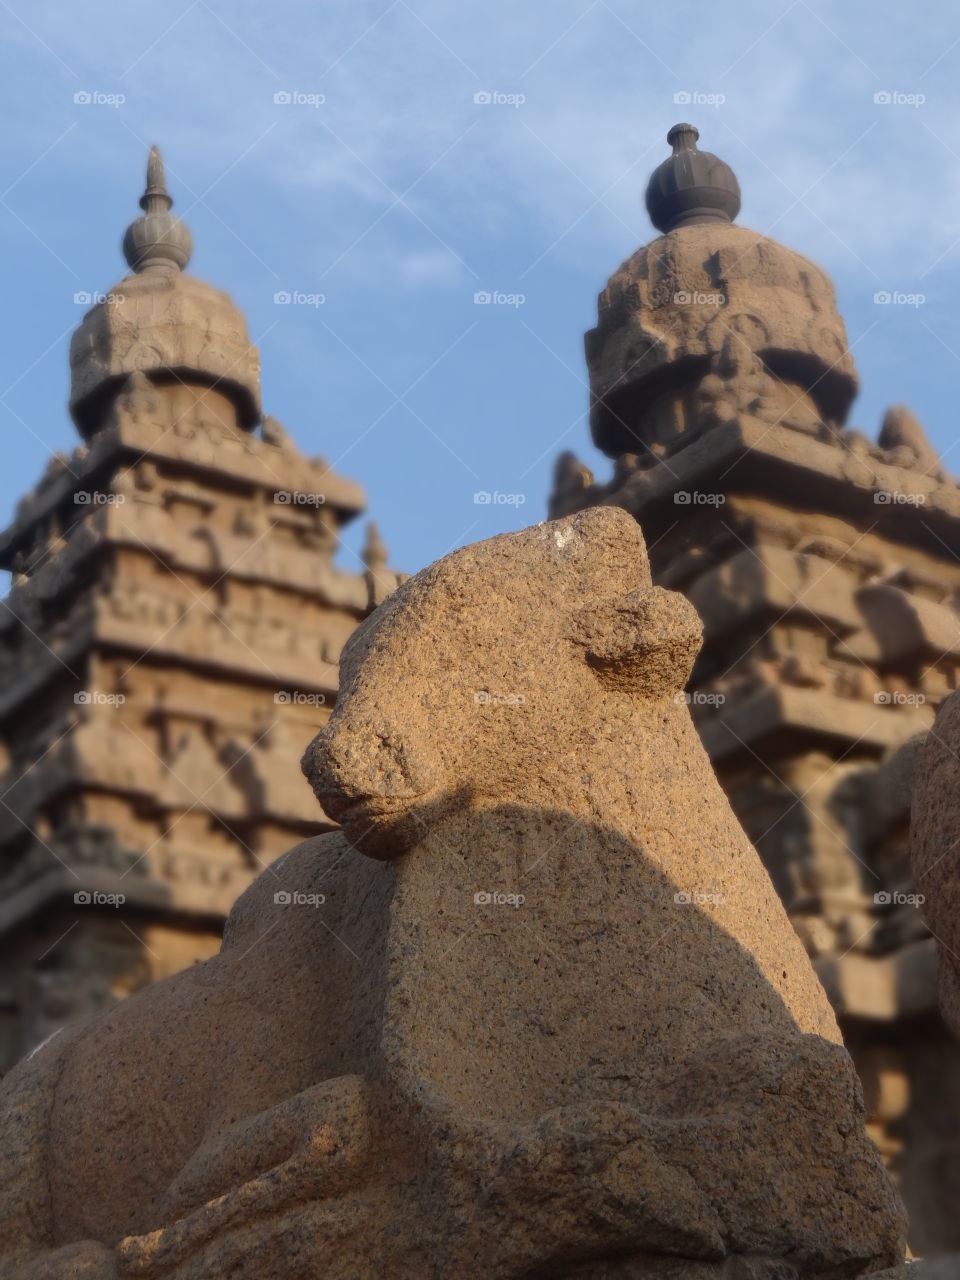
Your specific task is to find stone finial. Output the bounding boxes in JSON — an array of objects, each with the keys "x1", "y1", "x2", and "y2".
[
  {"x1": 645, "y1": 123, "x2": 741, "y2": 234},
  {"x1": 122, "y1": 146, "x2": 193, "y2": 274},
  {"x1": 878, "y1": 404, "x2": 942, "y2": 476},
  {"x1": 547, "y1": 450, "x2": 595, "y2": 520},
  {"x1": 70, "y1": 145, "x2": 261, "y2": 435},
  {"x1": 362, "y1": 521, "x2": 388, "y2": 572},
  {"x1": 586, "y1": 130, "x2": 857, "y2": 456}
]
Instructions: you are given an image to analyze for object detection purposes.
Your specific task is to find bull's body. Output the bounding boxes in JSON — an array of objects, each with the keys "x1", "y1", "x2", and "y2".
[{"x1": 0, "y1": 509, "x2": 905, "y2": 1278}]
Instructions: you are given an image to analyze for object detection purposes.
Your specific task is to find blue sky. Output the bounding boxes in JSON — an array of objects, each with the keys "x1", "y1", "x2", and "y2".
[{"x1": 1, "y1": 0, "x2": 958, "y2": 578}]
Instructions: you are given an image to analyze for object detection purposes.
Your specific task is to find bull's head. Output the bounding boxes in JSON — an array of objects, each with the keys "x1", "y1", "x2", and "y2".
[{"x1": 302, "y1": 506, "x2": 702, "y2": 858}]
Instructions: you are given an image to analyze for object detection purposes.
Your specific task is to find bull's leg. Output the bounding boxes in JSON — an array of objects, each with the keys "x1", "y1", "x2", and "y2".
[
  {"x1": 411, "y1": 1033, "x2": 900, "y2": 1279},
  {"x1": 116, "y1": 1074, "x2": 376, "y2": 1278}
]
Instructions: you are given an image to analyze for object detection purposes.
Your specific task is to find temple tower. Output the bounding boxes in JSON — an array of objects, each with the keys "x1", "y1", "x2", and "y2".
[
  {"x1": 0, "y1": 149, "x2": 401, "y2": 1069},
  {"x1": 550, "y1": 124, "x2": 960, "y2": 1255}
]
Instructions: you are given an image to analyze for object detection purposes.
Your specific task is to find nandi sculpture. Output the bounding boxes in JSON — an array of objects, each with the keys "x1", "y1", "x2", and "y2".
[{"x1": 0, "y1": 508, "x2": 904, "y2": 1278}]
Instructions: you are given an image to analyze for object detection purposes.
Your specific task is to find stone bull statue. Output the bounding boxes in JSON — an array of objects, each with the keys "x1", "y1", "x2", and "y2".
[{"x1": 0, "y1": 508, "x2": 904, "y2": 1278}]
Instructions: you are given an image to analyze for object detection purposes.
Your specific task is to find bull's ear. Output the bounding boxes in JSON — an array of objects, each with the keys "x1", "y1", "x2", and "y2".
[{"x1": 572, "y1": 586, "x2": 703, "y2": 696}]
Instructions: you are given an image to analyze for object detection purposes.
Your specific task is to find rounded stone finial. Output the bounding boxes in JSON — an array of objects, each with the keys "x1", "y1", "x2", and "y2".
[
  {"x1": 645, "y1": 123, "x2": 741, "y2": 234},
  {"x1": 667, "y1": 122, "x2": 700, "y2": 149},
  {"x1": 122, "y1": 146, "x2": 193, "y2": 274}
]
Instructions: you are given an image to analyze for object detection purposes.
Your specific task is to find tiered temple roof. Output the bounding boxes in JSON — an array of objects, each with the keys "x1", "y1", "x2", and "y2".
[
  {"x1": 550, "y1": 124, "x2": 960, "y2": 1256},
  {"x1": 0, "y1": 148, "x2": 401, "y2": 1069}
]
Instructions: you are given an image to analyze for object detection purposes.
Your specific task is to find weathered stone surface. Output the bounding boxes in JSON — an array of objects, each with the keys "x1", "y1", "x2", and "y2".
[
  {"x1": 69, "y1": 148, "x2": 259, "y2": 436},
  {"x1": 911, "y1": 689, "x2": 960, "y2": 1036},
  {"x1": 687, "y1": 544, "x2": 865, "y2": 637},
  {"x1": 557, "y1": 125, "x2": 960, "y2": 1255},
  {"x1": 585, "y1": 222, "x2": 858, "y2": 457},
  {"x1": 69, "y1": 269, "x2": 262, "y2": 436},
  {"x1": 0, "y1": 149, "x2": 403, "y2": 1070},
  {"x1": 816, "y1": 940, "x2": 939, "y2": 1021},
  {"x1": 856, "y1": 586, "x2": 960, "y2": 666},
  {"x1": 866, "y1": 1260, "x2": 960, "y2": 1278},
  {"x1": 0, "y1": 508, "x2": 905, "y2": 1278},
  {"x1": 879, "y1": 405, "x2": 942, "y2": 479}
]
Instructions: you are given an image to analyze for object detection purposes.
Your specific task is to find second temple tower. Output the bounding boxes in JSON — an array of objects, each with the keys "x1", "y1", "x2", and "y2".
[{"x1": 551, "y1": 122, "x2": 960, "y2": 1255}]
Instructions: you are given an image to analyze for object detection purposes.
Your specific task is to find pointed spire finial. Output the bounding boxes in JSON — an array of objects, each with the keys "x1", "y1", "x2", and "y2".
[
  {"x1": 363, "y1": 521, "x2": 389, "y2": 572},
  {"x1": 142, "y1": 146, "x2": 171, "y2": 211},
  {"x1": 122, "y1": 145, "x2": 193, "y2": 274}
]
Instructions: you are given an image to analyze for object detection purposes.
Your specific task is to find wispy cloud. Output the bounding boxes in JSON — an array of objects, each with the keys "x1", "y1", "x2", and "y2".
[{"x1": 1, "y1": 0, "x2": 959, "y2": 573}]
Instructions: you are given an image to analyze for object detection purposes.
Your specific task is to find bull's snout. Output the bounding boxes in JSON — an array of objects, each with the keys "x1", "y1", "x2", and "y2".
[{"x1": 304, "y1": 713, "x2": 440, "y2": 824}]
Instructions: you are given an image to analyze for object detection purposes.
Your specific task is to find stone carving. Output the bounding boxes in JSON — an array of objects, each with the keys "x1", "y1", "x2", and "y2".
[
  {"x1": 552, "y1": 124, "x2": 960, "y2": 1255},
  {"x1": 583, "y1": 128, "x2": 858, "y2": 460},
  {"x1": 869, "y1": 1262, "x2": 960, "y2": 1278},
  {"x1": 0, "y1": 508, "x2": 904, "y2": 1278},
  {"x1": 0, "y1": 148, "x2": 404, "y2": 1072},
  {"x1": 551, "y1": 448, "x2": 595, "y2": 513},
  {"x1": 911, "y1": 689, "x2": 960, "y2": 1035},
  {"x1": 878, "y1": 405, "x2": 942, "y2": 479}
]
